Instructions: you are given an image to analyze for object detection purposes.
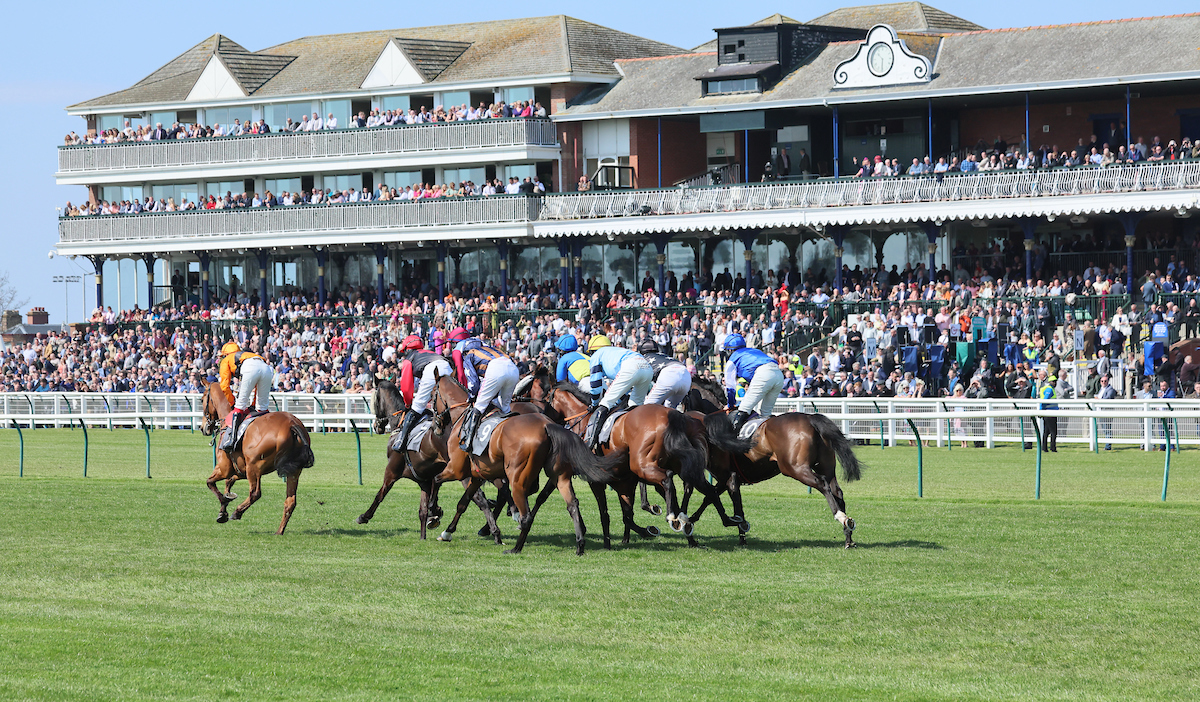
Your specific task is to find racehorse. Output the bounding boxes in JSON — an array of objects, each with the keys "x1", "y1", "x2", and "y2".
[
  {"x1": 692, "y1": 410, "x2": 865, "y2": 548},
  {"x1": 425, "y1": 372, "x2": 629, "y2": 555},
  {"x1": 200, "y1": 382, "x2": 314, "y2": 534},
  {"x1": 356, "y1": 380, "x2": 515, "y2": 541},
  {"x1": 523, "y1": 367, "x2": 751, "y2": 547}
]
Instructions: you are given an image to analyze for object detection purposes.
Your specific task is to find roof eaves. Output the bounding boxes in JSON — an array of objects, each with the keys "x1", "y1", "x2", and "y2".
[{"x1": 561, "y1": 15, "x2": 573, "y2": 74}]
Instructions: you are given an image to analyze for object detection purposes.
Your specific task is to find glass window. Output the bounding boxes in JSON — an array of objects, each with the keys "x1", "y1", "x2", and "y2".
[
  {"x1": 380, "y1": 95, "x2": 410, "y2": 112},
  {"x1": 207, "y1": 181, "x2": 243, "y2": 197},
  {"x1": 505, "y1": 164, "x2": 536, "y2": 181},
  {"x1": 266, "y1": 102, "x2": 312, "y2": 132},
  {"x1": 97, "y1": 114, "x2": 122, "y2": 132},
  {"x1": 102, "y1": 186, "x2": 143, "y2": 203},
  {"x1": 323, "y1": 99, "x2": 350, "y2": 130},
  {"x1": 205, "y1": 107, "x2": 253, "y2": 132},
  {"x1": 151, "y1": 183, "x2": 200, "y2": 208},
  {"x1": 503, "y1": 87, "x2": 534, "y2": 105},
  {"x1": 324, "y1": 173, "x2": 362, "y2": 194},
  {"x1": 439, "y1": 91, "x2": 470, "y2": 111},
  {"x1": 150, "y1": 111, "x2": 176, "y2": 127},
  {"x1": 265, "y1": 178, "x2": 301, "y2": 196},
  {"x1": 383, "y1": 171, "x2": 421, "y2": 189},
  {"x1": 706, "y1": 78, "x2": 759, "y2": 95},
  {"x1": 443, "y1": 167, "x2": 486, "y2": 186}
]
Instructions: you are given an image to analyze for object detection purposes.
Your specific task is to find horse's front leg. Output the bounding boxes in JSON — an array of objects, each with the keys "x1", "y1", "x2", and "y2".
[
  {"x1": 231, "y1": 461, "x2": 262, "y2": 521},
  {"x1": 277, "y1": 471, "x2": 300, "y2": 535},
  {"x1": 205, "y1": 460, "x2": 234, "y2": 523},
  {"x1": 639, "y1": 481, "x2": 662, "y2": 515},
  {"x1": 437, "y1": 477, "x2": 484, "y2": 542},
  {"x1": 358, "y1": 452, "x2": 404, "y2": 525}
]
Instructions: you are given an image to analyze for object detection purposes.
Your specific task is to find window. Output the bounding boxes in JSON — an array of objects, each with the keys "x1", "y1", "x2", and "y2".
[
  {"x1": 265, "y1": 178, "x2": 301, "y2": 196},
  {"x1": 205, "y1": 107, "x2": 253, "y2": 132},
  {"x1": 505, "y1": 164, "x2": 536, "y2": 181},
  {"x1": 443, "y1": 167, "x2": 485, "y2": 186},
  {"x1": 324, "y1": 173, "x2": 362, "y2": 193},
  {"x1": 102, "y1": 186, "x2": 143, "y2": 203},
  {"x1": 383, "y1": 171, "x2": 421, "y2": 189},
  {"x1": 207, "y1": 181, "x2": 243, "y2": 198},
  {"x1": 380, "y1": 95, "x2": 410, "y2": 112},
  {"x1": 267, "y1": 102, "x2": 312, "y2": 131},
  {"x1": 150, "y1": 112, "x2": 176, "y2": 127},
  {"x1": 323, "y1": 99, "x2": 350, "y2": 129},
  {"x1": 151, "y1": 183, "x2": 199, "y2": 207},
  {"x1": 439, "y1": 91, "x2": 470, "y2": 110},
  {"x1": 503, "y1": 86, "x2": 534, "y2": 105},
  {"x1": 97, "y1": 114, "x2": 146, "y2": 132},
  {"x1": 723, "y1": 44, "x2": 735, "y2": 55},
  {"x1": 705, "y1": 78, "x2": 759, "y2": 95}
]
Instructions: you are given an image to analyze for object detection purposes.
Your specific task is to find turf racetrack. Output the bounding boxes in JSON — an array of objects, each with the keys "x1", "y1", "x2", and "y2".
[{"x1": 2, "y1": 429, "x2": 1198, "y2": 700}]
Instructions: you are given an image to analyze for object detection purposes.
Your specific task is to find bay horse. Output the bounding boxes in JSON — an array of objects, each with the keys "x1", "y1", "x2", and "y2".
[
  {"x1": 693, "y1": 410, "x2": 865, "y2": 548},
  {"x1": 356, "y1": 380, "x2": 515, "y2": 541},
  {"x1": 200, "y1": 382, "x2": 314, "y2": 534},
  {"x1": 525, "y1": 369, "x2": 751, "y2": 547},
  {"x1": 426, "y1": 372, "x2": 629, "y2": 555}
]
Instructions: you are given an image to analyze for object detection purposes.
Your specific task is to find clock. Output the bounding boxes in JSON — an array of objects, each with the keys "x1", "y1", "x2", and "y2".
[{"x1": 867, "y1": 42, "x2": 894, "y2": 77}]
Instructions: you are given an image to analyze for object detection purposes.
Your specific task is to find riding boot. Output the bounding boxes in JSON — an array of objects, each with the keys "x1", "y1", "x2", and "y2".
[
  {"x1": 729, "y1": 409, "x2": 750, "y2": 434},
  {"x1": 396, "y1": 410, "x2": 424, "y2": 451},
  {"x1": 220, "y1": 408, "x2": 246, "y2": 454},
  {"x1": 586, "y1": 404, "x2": 611, "y2": 450},
  {"x1": 459, "y1": 407, "x2": 482, "y2": 452}
]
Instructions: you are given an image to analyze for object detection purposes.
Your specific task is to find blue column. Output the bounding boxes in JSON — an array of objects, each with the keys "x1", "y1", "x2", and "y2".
[
  {"x1": 315, "y1": 248, "x2": 327, "y2": 308},
  {"x1": 496, "y1": 241, "x2": 509, "y2": 299},
  {"x1": 570, "y1": 241, "x2": 584, "y2": 297},
  {"x1": 927, "y1": 97, "x2": 933, "y2": 161},
  {"x1": 436, "y1": 244, "x2": 446, "y2": 302},
  {"x1": 743, "y1": 130, "x2": 750, "y2": 183},
  {"x1": 1116, "y1": 212, "x2": 1145, "y2": 289},
  {"x1": 558, "y1": 240, "x2": 570, "y2": 302},
  {"x1": 87, "y1": 255, "x2": 105, "y2": 310},
  {"x1": 1018, "y1": 218, "x2": 1038, "y2": 283},
  {"x1": 657, "y1": 118, "x2": 663, "y2": 188},
  {"x1": 199, "y1": 252, "x2": 210, "y2": 309},
  {"x1": 374, "y1": 245, "x2": 387, "y2": 309},
  {"x1": 1125, "y1": 86, "x2": 1132, "y2": 150},
  {"x1": 256, "y1": 250, "x2": 269, "y2": 309},
  {"x1": 739, "y1": 230, "x2": 758, "y2": 290},
  {"x1": 827, "y1": 225, "x2": 850, "y2": 293},
  {"x1": 1025, "y1": 93, "x2": 1030, "y2": 158},
  {"x1": 651, "y1": 233, "x2": 672, "y2": 303},
  {"x1": 140, "y1": 253, "x2": 156, "y2": 309},
  {"x1": 919, "y1": 221, "x2": 940, "y2": 286},
  {"x1": 832, "y1": 106, "x2": 840, "y2": 178}
]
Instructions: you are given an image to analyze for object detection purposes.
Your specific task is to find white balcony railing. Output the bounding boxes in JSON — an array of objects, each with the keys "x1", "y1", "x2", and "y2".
[
  {"x1": 539, "y1": 161, "x2": 1200, "y2": 220},
  {"x1": 58, "y1": 196, "x2": 542, "y2": 244},
  {"x1": 58, "y1": 119, "x2": 558, "y2": 174}
]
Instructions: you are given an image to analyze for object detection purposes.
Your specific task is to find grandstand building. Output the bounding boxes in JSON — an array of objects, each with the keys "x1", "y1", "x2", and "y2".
[{"x1": 55, "y1": 4, "x2": 1200, "y2": 311}]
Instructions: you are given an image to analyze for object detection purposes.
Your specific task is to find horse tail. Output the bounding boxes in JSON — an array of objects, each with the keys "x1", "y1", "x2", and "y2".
[
  {"x1": 702, "y1": 411, "x2": 755, "y2": 455},
  {"x1": 664, "y1": 410, "x2": 708, "y2": 489},
  {"x1": 545, "y1": 424, "x2": 628, "y2": 484},
  {"x1": 277, "y1": 424, "x2": 315, "y2": 479},
  {"x1": 808, "y1": 413, "x2": 863, "y2": 483}
]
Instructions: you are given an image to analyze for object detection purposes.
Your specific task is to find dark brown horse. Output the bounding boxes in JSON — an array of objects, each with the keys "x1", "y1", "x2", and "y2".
[
  {"x1": 693, "y1": 410, "x2": 864, "y2": 548},
  {"x1": 356, "y1": 380, "x2": 514, "y2": 541},
  {"x1": 200, "y1": 382, "x2": 314, "y2": 534},
  {"x1": 427, "y1": 373, "x2": 629, "y2": 555}
]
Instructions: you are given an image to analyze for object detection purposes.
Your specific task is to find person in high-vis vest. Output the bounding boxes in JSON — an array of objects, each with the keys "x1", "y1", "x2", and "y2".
[
  {"x1": 554, "y1": 334, "x2": 591, "y2": 389},
  {"x1": 585, "y1": 334, "x2": 653, "y2": 449},
  {"x1": 217, "y1": 341, "x2": 274, "y2": 454},
  {"x1": 723, "y1": 333, "x2": 786, "y2": 434},
  {"x1": 1038, "y1": 372, "x2": 1059, "y2": 453},
  {"x1": 395, "y1": 334, "x2": 454, "y2": 452},
  {"x1": 447, "y1": 327, "x2": 520, "y2": 451},
  {"x1": 638, "y1": 339, "x2": 693, "y2": 410}
]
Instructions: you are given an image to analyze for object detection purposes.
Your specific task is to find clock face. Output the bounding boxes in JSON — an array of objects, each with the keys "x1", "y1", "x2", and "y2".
[{"x1": 867, "y1": 42, "x2": 894, "y2": 77}]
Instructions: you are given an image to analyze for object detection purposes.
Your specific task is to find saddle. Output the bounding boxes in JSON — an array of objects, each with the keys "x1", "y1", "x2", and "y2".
[
  {"x1": 738, "y1": 415, "x2": 768, "y2": 441},
  {"x1": 389, "y1": 414, "x2": 434, "y2": 453},
  {"x1": 599, "y1": 407, "x2": 631, "y2": 445},
  {"x1": 222, "y1": 410, "x2": 269, "y2": 451},
  {"x1": 469, "y1": 409, "x2": 519, "y2": 456}
]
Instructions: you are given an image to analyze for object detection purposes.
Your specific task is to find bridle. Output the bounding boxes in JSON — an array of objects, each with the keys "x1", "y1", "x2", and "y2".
[{"x1": 199, "y1": 387, "x2": 220, "y2": 437}]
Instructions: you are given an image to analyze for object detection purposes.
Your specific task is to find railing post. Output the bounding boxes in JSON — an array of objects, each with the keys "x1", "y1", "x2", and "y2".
[
  {"x1": 1034, "y1": 412, "x2": 1043, "y2": 500},
  {"x1": 1161, "y1": 418, "x2": 1172, "y2": 501},
  {"x1": 905, "y1": 418, "x2": 923, "y2": 497},
  {"x1": 79, "y1": 419, "x2": 89, "y2": 477},
  {"x1": 11, "y1": 419, "x2": 23, "y2": 477},
  {"x1": 351, "y1": 419, "x2": 363, "y2": 486},
  {"x1": 139, "y1": 417, "x2": 151, "y2": 479}
]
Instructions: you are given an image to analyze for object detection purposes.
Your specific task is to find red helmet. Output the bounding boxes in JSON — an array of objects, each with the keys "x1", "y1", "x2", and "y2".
[
  {"x1": 448, "y1": 326, "x2": 469, "y2": 342},
  {"x1": 400, "y1": 335, "x2": 424, "y2": 351}
]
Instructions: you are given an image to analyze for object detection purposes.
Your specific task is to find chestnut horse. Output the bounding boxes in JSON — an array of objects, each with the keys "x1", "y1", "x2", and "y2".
[
  {"x1": 426, "y1": 373, "x2": 629, "y2": 555},
  {"x1": 200, "y1": 382, "x2": 314, "y2": 534}
]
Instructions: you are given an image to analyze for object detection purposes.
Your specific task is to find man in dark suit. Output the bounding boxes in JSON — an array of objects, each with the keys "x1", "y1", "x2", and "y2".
[
  {"x1": 774, "y1": 147, "x2": 791, "y2": 178},
  {"x1": 500, "y1": 102, "x2": 513, "y2": 118},
  {"x1": 641, "y1": 270, "x2": 656, "y2": 293},
  {"x1": 796, "y1": 148, "x2": 812, "y2": 177},
  {"x1": 150, "y1": 123, "x2": 167, "y2": 140}
]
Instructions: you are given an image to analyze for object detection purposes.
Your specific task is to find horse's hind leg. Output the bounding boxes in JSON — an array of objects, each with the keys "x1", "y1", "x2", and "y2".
[
  {"x1": 615, "y1": 480, "x2": 659, "y2": 544},
  {"x1": 639, "y1": 482, "x2": 661, "y2": 515},
  {"x1": 205, "y1": 461, "x2": 234, "y2": 523},
  {"x1": 477, "y1": 479, "x2": 510, "y2": 538},
  {"x1": 588, "y1": 482, "x2": 613, "y2": 550},
  {"x1": 231, "y1": 465, "x2": 263, "y2": 521},
  {"x1": 557, "y1": 473, "x2": 586, "y2": 556},
  {"x1": 821, "y1": 474, "x2": 855, "y2": 548},
  {"x1": 357, "y1": 452, "x2": 403, "y2": 525},
  {"x1": 468, "y1": 482, "x2": 504, "y2": 544},
  {"x1": 277, "y1": 471, "x2": 300, "y2": 535}
]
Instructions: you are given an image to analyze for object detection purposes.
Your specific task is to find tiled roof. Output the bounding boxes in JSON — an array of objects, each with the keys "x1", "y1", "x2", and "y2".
[
  {"x1": 68, "y1": 16, "x2": 683, "y2": 110},
  {"x1": 808, "y1": 2, "x2": 983, "y2": 33}
]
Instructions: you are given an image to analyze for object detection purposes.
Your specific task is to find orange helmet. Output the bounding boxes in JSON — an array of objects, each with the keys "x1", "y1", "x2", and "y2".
[
  {"x1": 220, "y1": 341, "x2": 240, "y2": 356},
  {"x1": 400, "y1": 335, "x2": 424, "y2": 351}
]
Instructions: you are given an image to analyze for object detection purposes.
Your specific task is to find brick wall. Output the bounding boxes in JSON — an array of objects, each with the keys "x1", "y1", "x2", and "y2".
[{"x1": 628, "y1": 118, "x2": 707, "y2": 188}]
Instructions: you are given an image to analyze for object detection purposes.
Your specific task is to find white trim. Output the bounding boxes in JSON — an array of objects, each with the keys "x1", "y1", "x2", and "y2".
[{"x1": 832, "y1": 25, "x2": 932, "y2": 90}]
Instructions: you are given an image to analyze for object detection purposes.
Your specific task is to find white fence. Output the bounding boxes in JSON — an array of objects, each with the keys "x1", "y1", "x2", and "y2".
[
  {"x1": 2, "y1": 393, "x2": 1196, "y2": 450},
  {"x1": 58, "y1": 119, "x2": 558, "y2": 174}
]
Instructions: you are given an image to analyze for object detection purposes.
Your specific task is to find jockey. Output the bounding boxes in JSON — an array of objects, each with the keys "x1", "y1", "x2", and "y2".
[
  {"x1": 585, "y1": 334, "x2": 653, "y2": 449},
  {"x1": 217, "y1": 341, "x2": 273, "y2": 454},
  {"x1": 395, "y1": 334, "x2": 454, "y2": 452},
  {"x1": 723, "y1": 333, "x2": 785, "y2": 433},
  {"x1": 447, "y1": 327, "x2": 520, "y2": 451},
  {"x1": 554, "y1": 334, "x2": 591, "y2": 389},
  {"x1": 638, "y1": 339, "x2": 692, "y2": 410}
]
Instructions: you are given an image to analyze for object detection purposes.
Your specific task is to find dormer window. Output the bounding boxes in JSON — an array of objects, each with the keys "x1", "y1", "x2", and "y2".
[{"x1": 705, "y1": 77, "x2": 760, "y2": 95}]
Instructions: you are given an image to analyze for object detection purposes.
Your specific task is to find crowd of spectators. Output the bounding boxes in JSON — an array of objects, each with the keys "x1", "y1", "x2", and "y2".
[{"x1": 63, "y1": 100, "x2": 547, "y2": 146}]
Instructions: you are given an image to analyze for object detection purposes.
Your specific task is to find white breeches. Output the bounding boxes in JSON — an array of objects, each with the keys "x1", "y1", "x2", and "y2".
[
  {"x1": 645, "y1": 364, "x2": 692, "y2": 410},
  {"x1": 600, "y1": 357, "x2": 653, "y2": 409},
  {"x1": 235, "y1": 358, "x2": 273, "y2": 411},
  {"x1": 412, "y1": 360, "x2": 453, "y2": 413},
  {"x1": 738, "y1": 363, "x2": 785, "y2": 416},
  {"x1": 474, "y1": 357, "x2": 519, "y2": 413}
]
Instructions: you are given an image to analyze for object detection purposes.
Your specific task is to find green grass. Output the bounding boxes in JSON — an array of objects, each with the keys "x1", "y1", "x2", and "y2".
[{"x1": 1, "y1": 429, "x2": 1198, "y2": 700}]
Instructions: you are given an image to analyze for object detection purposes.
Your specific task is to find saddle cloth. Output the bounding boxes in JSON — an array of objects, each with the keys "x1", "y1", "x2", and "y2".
[
  {"x1": 389, "y1": 415, "x2": 433, "y2": 453},
  {"x1": 469, "y1": 411, "x2": 515, "y2": 456},
  {"x1": 738, "y1": 415, "x2": 768, "y2": 441},
  {"x1": 223, "y1": 410, "x2": 269, "y2": 448},
  {"x1": 599, "y1": 407, "x2": 631, "y2": 445}
]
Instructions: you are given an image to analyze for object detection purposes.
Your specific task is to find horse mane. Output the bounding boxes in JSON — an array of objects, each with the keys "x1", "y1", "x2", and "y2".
[
  {"x1": 692, "y1": 375, "x2": 725, "y2": 399},
  {"x1": 554, "y1": 381, "x2": 594, "y2": 405},
  {"x1": 375, "y1": 379, "x2": 406, "y2": 412}
]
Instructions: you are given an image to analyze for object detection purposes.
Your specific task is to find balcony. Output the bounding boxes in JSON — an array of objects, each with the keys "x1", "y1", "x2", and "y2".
[
  {"x1": 535, "y1": 161, "x2": 1200, "y2": 237},
  {"x1": 56, "y1": 118, "x2": 560, "y2": 185},
  {"x1": 56, "y1": 195, "x2": 542, "y2": 255}
]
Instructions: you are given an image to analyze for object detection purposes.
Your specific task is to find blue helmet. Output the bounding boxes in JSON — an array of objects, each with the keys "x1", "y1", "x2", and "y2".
[
  {"x1": 724, "y1": 334, "x2": 746, "y2": 351},
  {"x1": 555, "y1": 335, "x2": 578, "y2": 352}
]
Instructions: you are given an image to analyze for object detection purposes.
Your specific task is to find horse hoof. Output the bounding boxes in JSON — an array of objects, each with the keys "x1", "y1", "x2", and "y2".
[
  {"x1": 216, "y1": 514, "x2": 228, "y2": 524},
  {"x1": 427, "y1": 517, "x2": 441, "y2": 530},
  {"x1": 604, "y1": 541, "x2": 612, "y2": 550},
  {"x1": 738, "y1": 520, "x2": 751, "y2": 534},
  {"x1": 845, "y1": 541, "x2": 858, "y2": 549},
  {"x1": 503, "y1": 548, "x2": 521, "y2": 555},
  {"x1": 576, "y1": 544, "x2": 585, "y2": 556},
  {"x1": 729, "y1": 515, "x2": 744, "y2": 523},
  {"x1": 437, "y1": 531, "x2": 452, "y2": 542},
  {"x1": 231, "y1": 512, "x2": 243, "y2": 521},
  {"x1": 356, "y1": 515, "x2": 369, "y2": 525},
  {"x1": 683, "y1": 522, "x2": 695, "y2": 537},
  {"x1": 646, "y1": 525, "x2": 661, "y2": 538},
  {"x1": 477, "y1": 525, "x2": 491, "y2": 537},
  {"x1": 223, "y1": 493, "x2": 237, "y2": 500},
  {"x1": 846, "y1": 518, "x2": 856, "y2": 532},
  {"x1": 644, "y1": 504, "x2": 662, "y2": 516}
]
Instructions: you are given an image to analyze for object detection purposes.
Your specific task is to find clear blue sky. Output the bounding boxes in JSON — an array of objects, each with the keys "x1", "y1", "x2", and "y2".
[{"x1": 2, "y1": 0, "x2": 1192, "y2": 322}]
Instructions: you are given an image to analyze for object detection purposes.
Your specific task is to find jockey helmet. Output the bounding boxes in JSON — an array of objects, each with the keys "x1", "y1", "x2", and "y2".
[
  {"x1": 400, "y1": 335, "x2": 424, "y2": 351},
  {"x1": 554, "y1": 335, "x2": 579, "y2": 352},
  {"x1": 587, "y1": 334, "x2": 611, "y2": 352},
  {"x1": 723, "y1": 334, "x2": 747, "y2": 351},
  {"x1": 448, "y1": 326, "x2": 469, "y2": 342},
  {"x1": 220, "y1": 341, "x2": 241, "y2": 356},
  {"x1": 637, "y1": 339, "x2": 659, "y2": 354}
]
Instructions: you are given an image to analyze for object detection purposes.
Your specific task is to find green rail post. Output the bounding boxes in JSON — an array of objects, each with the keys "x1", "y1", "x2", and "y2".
[
  {"x1": 941, "y1": 402, "x2": 951, "y2": 452},
  {"x1": 78, "y1": 418, "x2": 89, "y2": 477},
  {"x1": 1034, "y1": 412, "x2": 1043, "y2": 500},
  {"x1": 905, "y1": 418, "x2": 923, "y2": 497},
  {"x1": 314, "y1": 397, "x2": 325, "y2": 434},
  {"x1": 63, "y1": 394, "x2": 73, "y2": 430},
  {"x1": 142, "y1": 396, "x2": 156, "y2": 431},
  {"x1": 103, "y1": 396, "x2": 112, "y2": 431},
  {"x1": 212, "y1": 440, "x2": 217, "y2": 469},
  {"x1": 24, "y1": 394, "x2": 35, "y2": 430},
  {"x1": 351, "y1": 419, "x2": 363, "y2": 486},
  {"x1": 139, "y1": 418, "x2": 151, "y2": 479},
  {"x1": 871, "y1": 401, "x2": 885, "y2": 449},
  {"x1": 1161, "y1": 418, "x2": 1172, "y2": 501},
  {"x1": 11, "y1": 419, "x2": 23, "y2": 477}
]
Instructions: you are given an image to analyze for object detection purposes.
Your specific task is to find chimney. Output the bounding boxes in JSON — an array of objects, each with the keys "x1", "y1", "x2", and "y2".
[
  {"x1": 26, "y1": 307, "x2": 49, "y2": 325},
  {"x1": 1, "y1": 310, "x2": 20, "y2": 331}
]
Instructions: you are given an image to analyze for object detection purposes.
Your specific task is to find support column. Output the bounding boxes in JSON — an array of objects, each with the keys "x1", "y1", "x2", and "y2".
[
  {"x1": 496, "y1": 242, "x2": 509, "y2": 299},
  {"x1": 315, "y1": 248, "x2": 327, "y2": 308},
  {"x1": 256, "y1": 250, "x2": 269, "y2": 310},
  {"x1": 825, "y1": 226, "x2": 851, "y2": 293},
  {"x1": 739, "y1": 230, "x2": 759, "y2": 291},
  {"x1": 919, "y1": 221, "x2": 940, "y2": 286},
  {"x1": 450, "y1": 250, "x2": 464, "y2": 288},
  {"x1": 832, "y1": 106, "x2": 840, "y2": 178},
  {"x1": 571, "y1": 241, "x2": 584, "y2": 297},
  {"x1": 1116, "y1": 212, "x2": 1145, "y2": 289},
  {"x1": 199, "y1": 253, "x2": 211, "y2": 309},
  {"x1": 650, "y1": 233, "x2": 672, "y2": 303},
  {"x1": 1018, "y1": 218, "x2": 1038, "y2": 283},
  {"x1": 558, "y1": 240, "x2": 570, "y2": 301},
  {"x1": 140, "y1": 253, "x2": 156, "y2": 309},
  {"x1": 86, "y1": 255, "x2": 105, "y2": 311},
  {"x1": 374, "y1": 245, "x2": 387, "y2": 309},
  {"x1": 436, "y1": 244, "x2": 447, "y2": 302}
]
